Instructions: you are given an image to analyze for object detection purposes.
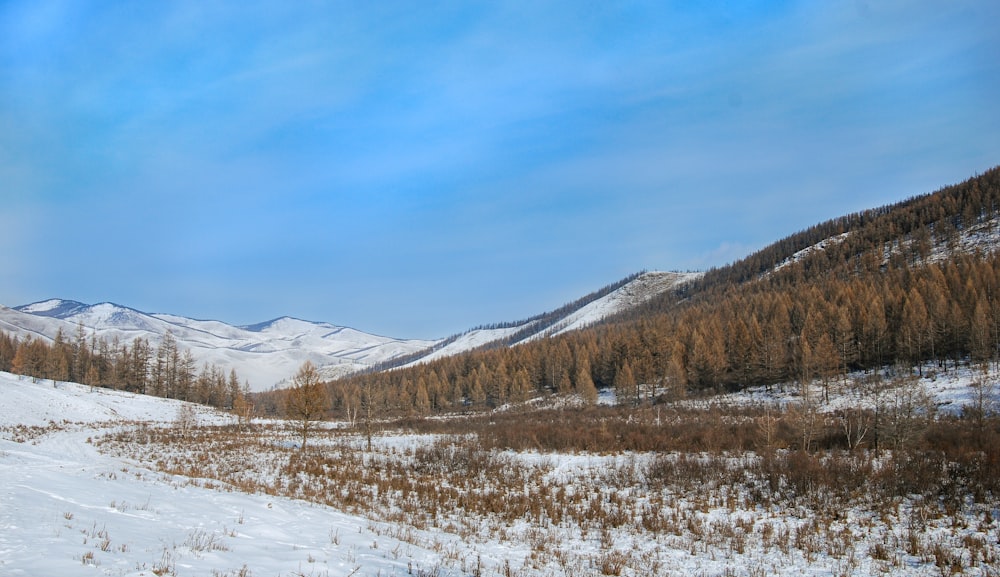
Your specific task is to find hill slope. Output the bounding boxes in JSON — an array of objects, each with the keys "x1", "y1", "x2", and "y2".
[
  {"x1": 405, "y1": 271, "x2": 700, "y2": 366},
  {"x1": 1, "y1": 301, "x2": 435, "y2": 390},
  {"x1": 2, "y1": 272, "x2": 695, "y2": 390},
  {"x1": 328, "y1": 166, "x2": 1000, "y2": 411}
]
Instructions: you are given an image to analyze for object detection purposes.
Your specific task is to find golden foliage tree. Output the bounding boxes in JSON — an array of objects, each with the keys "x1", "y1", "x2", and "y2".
[{"x1": 284, "y1": 361, "x2": 330, "y2": 451}]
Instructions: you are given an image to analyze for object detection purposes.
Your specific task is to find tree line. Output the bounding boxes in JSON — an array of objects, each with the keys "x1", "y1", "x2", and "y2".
[
  {"x1": 0, "y1": 324, "x2": 249, "y2": 410},
  {"x1": 369, "y1": 271, "x2": 648, "y2": 372},
  {"x1": 9, "y1": 166, "x2": 999, "y2": 421},
  {"x1": 674, "y1": 165, "x2": 1000, "y2": 298},
  {"x1": 317, "y1": 166, "x2": 1000, "y2": 416}
]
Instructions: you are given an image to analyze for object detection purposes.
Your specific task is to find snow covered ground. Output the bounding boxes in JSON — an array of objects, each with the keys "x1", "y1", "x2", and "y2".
[
  {"x1": 2, "y1": 369, "x2": 998, "y2": 576},
  {"x1": 0, "y1": 372, "x2": 464, "y2": 577},
  {"x1": 703, "y1": 362, "x2": 996, "y2": 416}
]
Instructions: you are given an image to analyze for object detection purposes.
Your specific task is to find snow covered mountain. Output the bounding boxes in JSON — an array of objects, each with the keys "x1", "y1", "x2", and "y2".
[
  {"x1": 1, "y1": 300, "x2": 436, "y2": 391},
  {"x1": 1, "y1": 271, "x2": 697, "y2": 390},
  {"x1": 406, "y1": 271, "x2": 700, "y2": 366}
]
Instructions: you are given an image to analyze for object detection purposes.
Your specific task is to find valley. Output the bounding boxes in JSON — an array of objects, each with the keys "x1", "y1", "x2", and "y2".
[
  {"x1": 3, "y1": 169, "x2": 1000, "y2": 576},
  {"x1": 2, "y1": 364, "x2": 998, "y2": 576}
]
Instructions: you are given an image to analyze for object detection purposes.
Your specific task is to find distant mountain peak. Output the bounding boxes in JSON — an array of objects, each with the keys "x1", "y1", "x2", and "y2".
[
  {"x1": 2, "y1": 302, "x2": 437, "y2": 390},
  {"x1": 4, "y1": 271, "x2": 696, "y2": 389},
  {"x1": 240, "y1": 318, "x2": 288, "y2": 333},
  {"x1": 15, "y1": 299, "x2": 90, "y2": 319}
]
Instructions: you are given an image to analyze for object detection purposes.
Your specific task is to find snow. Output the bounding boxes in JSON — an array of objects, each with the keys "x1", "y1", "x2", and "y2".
[
  {"x1": 923, "y1": 214, "x2": 1000, "y2": 263},
  {"x1": 536, "y1": 271, "x2": 701, "y2": 339},
  {"x1": 706, "y1": 363, "x2": 996, "y2": 416},
  {"x1": 406, "y1": 325, "x2": 533, "y2": 365},
  {"x1": 773, "y1": 232, "x2": 851, "y2": 273},
  {"x1": 0, "y1": 377, "x2": 205, "y2": 428},
  {"x1": 2, "y1": 369, "x2": 998, "y2": 576},
  {"x1": 0, "y1": 304, "x2": 436, "y2": 391},
  {"x1": 773, "y1": 214, "x2": 1000, "y2": 277},
  {"x1": 16, "y1": 298, "x2": 65, "y2": 314},
  {"x1": 406, "y1": 271, "x2": 700, "y2": 367},
  {"x1": 0, "y1": 372, "x2": 462, "y2": 577}
]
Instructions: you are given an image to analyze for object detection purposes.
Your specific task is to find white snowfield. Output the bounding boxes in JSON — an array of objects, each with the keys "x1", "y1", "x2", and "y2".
[
  {"x1": 2, "y1": 369, "x2": 999, "y2": 576},
  {"x1": 0, "y1": 372, "x2": 467, "y2": 577},
  {"x1": 534, "y1": 271, "x2": 702, "y2": 339}
]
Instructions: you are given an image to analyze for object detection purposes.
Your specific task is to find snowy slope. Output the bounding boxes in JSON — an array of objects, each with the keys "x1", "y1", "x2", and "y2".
[
  {"x1": 406, "y1": 324, "x2": 535, "y2": 365},
  {"x1": 771, "y1": 213, "x2": 1000, "y2": 275},
  {"x1": 1, "y1": 302, "x2": 436, "y2": 391},
  {"x1": 772, "y1": 232, "x2": 851, "y2": 273},
  {"x1": 533, "y1": 271, "x2": 701, "y2": 339},
  {"x1": 5, "y1": 271, "x2": 697, "y2": 386},
  {"x1": 0, "y1": 374, "x2": 213, "y2": 427},
  {"x1": 405, "y1": 271, "x2": 699, "y2": 366},
  {"x1": 0, "y1": 372, "x2": 466, "y2": 577}
]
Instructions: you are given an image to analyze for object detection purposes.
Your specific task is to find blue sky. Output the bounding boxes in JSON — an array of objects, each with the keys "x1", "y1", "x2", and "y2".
[{"x1": 2, "y1": 1, "x2": 999, "y2": 338}]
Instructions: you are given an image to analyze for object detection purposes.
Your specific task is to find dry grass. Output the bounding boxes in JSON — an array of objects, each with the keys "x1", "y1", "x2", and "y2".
[{"x1": 93, "y1": 406, "x2": 1000, "y2": 576}]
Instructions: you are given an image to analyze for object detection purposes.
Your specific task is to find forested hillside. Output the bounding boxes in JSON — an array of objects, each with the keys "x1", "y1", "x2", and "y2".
[
  {"x1": 0, "y1": 327, "x2": 250, "y2": 410},
  {"x1": 318, "y1": 167, "x2": 1000, "y2": 416}
]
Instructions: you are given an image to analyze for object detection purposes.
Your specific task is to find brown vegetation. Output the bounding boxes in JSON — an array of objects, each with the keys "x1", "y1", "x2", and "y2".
[
  {"x1": 95, "y1": 400, "x2": 1000, "y2": 576},
  {"x1": 0, "y1": 326, "x2": 249, "y2": 410},
  {"x1": 310, "y1": 167, "x2": 1000, "y2": 418}
]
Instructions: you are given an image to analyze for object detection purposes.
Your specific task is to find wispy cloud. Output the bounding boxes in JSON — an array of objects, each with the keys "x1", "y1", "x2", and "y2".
[{"x1": 1, "y1": 0, "x2": 998, "y2": 335}]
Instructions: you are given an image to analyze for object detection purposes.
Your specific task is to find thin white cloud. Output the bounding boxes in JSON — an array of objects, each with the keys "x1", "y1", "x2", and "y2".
[{"x1": 2, "y1": 1, "x2": 999, "y2": 335}]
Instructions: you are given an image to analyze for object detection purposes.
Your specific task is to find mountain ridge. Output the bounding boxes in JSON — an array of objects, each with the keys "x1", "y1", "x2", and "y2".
[
  {"x1": 2, "y1": 300, "x2": 437, "y2": 390},
  {"x1": 2, "y1": 270, "x2": 689, "y2": 390}
]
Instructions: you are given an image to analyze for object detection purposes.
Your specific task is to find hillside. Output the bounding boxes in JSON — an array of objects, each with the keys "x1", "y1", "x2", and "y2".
[
  {"x1": 325, "y1": 166, "x2": 1000, "y2": 414},
  {"x1": 5, "y1": 167, "x2": 999, "y2": 405},
  {"x1": 1, "y1": 270, "x2": 691, "y2": 392},
  {"x1": 0, "y1": 300, "x2": 435, "y2": 390},
  {"x1": 403, "y1": 271, "x2": 700, "y2": 366}
]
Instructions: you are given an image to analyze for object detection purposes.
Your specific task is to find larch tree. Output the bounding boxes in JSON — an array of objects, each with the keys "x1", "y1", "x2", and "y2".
[
  {"x1": 284, "y1": 361, "x2": 330, "y2": 451},
  {"x1": 46, "y1": 328, "x2": 71, "y2": 382},
  {"x1": 574, "y1": 356, "x2": 598, "y2": 405},
  {"x1": 232, "y1": 383, "x2": 255, "y2": 431},
  {"x1": 812, "y1": 333, "x2": 840, "y2": 403},
  {"x1": 413, "y1": 376, "x2": 431, "y2": 415},
  {"x1": 361, "y1": 375, "x2": 382, "y2": 451},
  {"x1": 613, "y1": 361, "x2": 636, "y2": 405},
  {"x1": 899, "y1": 288, "x2": 929, "y2": 375}
]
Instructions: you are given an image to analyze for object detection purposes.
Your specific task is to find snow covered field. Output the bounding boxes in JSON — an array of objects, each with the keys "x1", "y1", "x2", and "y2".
[
  {"x1": 2, "y1": 369, "x2": 999, "y2": 576},
  {"x1": 0, "y1": 373, "x2": 464, "y2": 576}
]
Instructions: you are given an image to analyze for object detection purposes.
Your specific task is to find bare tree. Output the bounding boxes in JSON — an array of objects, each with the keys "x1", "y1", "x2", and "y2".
[
  {"x1": 789, "y1": 379, "x2": 822, "y2": 452},
  {"x1": 966, "y1": 362, "x2": 996, "y2": 434},
  {"x1": 839, "y1": 407, "x2": 872, "y2": 451},
  {"x1": 284, "y1": 361, "x2": 330, "y2": 451},
  {"x1": 361, "y1": 376, "x2": 381, "y2": 452},
  {"x1": 332, "y1": 381, "x2": 360, "y2": 428},
  {"x1": 232, "y1": 382, "x2": 255, "y2": 432},
  {"x1": 881, "y1": 373, "x2": 934, "y2": 451},
  {"x1": 757, "y1": 404, "x2": 779, "y2": 454},
  {"x1": 175, "y1": 403, "x2": 197, "y2": 439}
]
